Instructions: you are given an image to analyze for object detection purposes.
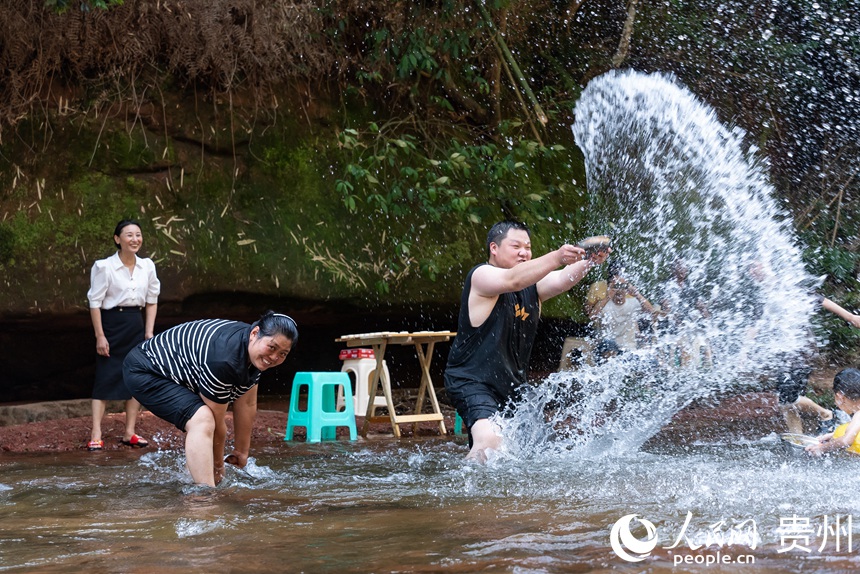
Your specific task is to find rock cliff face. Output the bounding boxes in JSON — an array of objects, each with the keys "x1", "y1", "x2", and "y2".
[
  {"x1": 0, "y1": 85, "x2": 454, "y2": 397},
  {"x1": 1, "y1": 3, "x2": 597, "y2": 323},
  {"x1": 0, "y1": 96, "x2": 443, "y2": 398},
  {"x1": 0, "y1": 2, "x2": 670, "y2": 401},
  {"x1": 0, "y1": 93, "x2": 440, "y2": 314},
  {"x1": 0, "y1": 77, "x2": 589, "y2": 401}
]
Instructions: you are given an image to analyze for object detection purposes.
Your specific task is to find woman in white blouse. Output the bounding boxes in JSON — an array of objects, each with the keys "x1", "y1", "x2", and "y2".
[{"x1": 86, "y1": 219, "x2": 160, "y2": 451}]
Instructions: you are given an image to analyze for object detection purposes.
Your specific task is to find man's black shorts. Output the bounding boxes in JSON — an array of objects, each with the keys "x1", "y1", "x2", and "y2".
[{"x1": 444, "y1": 374, "x2": 523, "y2": 432}]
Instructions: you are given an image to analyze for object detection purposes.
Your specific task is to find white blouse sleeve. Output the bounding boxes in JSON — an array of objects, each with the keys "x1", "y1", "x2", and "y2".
[
  {"x1": 144, "y1": 258, "x2": 161, "y2": 304},
  {"x1": 87, "y1": 260, "x2": 109, "y2": 308}
]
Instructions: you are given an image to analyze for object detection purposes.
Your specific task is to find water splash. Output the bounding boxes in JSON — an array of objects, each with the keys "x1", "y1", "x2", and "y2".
[{"x1": 508, "y1": 70, "x2": 818, "y2": 457}]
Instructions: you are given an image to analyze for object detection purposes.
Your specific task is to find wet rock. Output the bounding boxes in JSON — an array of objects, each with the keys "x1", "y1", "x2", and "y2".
[{"x1": 0, "y1": 399, "x2": 125, "y2": 427}]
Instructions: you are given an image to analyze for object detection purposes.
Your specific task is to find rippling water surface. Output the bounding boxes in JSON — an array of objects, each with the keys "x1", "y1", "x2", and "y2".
[{"x1": 2, "y1": 435, "x2": 860, "y2": 573}]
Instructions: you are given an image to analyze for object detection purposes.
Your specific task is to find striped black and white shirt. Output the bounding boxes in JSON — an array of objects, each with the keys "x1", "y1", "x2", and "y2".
[{"x1": 140, "y1": 319, "x2": 261, "y2": 403}]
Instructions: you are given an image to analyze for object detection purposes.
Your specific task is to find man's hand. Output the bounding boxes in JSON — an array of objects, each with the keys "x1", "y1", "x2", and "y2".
[
  {"x1": 589, "y1": 248, "x2": 611, "y2": 265},
  {"x1": 558, "y1": 244, "x2": 586, "y2": 266}
]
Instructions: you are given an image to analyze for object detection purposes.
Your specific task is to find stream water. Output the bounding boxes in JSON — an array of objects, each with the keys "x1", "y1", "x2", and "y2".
[{"x1": 2, "y1": 435, "x2": 860, "y2": 573}]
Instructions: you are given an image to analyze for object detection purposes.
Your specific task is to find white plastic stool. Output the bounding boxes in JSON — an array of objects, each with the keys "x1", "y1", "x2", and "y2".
[{"x1": 338, "y1": 358, "x2": 391, "y2": 416}]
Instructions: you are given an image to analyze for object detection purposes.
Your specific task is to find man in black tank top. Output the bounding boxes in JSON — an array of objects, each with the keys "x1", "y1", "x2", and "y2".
[{"x1": 444, "y1": 221, "x2": 610, "y2": 462}]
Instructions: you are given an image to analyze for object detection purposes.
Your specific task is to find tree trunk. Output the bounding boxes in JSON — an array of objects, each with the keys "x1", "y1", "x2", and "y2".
[{"x1": 611, "y1": 0, "x2": 638, "y2": 68}]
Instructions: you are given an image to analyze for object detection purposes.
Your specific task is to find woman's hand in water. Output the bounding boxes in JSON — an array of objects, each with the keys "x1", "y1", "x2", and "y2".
[
  {"x1": 224, "y1": 450, "x2": 248, "y2": 468},
  {"x1": 214, "y1": 461, "x2": 225, "y2": 485}
]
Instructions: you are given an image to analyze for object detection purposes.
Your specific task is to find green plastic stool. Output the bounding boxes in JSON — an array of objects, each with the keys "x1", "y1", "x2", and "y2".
[
  {"x1": 454, "y1": 412, "x2": 466, "y2": 435},
  {"x1": 285, "y1": 372, "x2": 358, "y2": 442}
]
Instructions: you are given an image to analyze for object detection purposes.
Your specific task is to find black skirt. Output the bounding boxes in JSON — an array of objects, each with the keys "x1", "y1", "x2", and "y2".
[{"x1": 92, "y1": 307, "x2": 144, "y2": 400}]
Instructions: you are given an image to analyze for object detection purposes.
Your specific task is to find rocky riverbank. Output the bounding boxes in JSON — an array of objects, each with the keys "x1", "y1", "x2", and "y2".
[{"x1": 0, "y1": 390, "x2": 813, "y2": 454}]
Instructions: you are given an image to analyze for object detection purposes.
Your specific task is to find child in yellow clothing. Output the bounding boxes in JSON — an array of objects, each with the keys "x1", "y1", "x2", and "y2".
[
  {"x1": 807, "y1": 368, "x2": 860, "y2": 455},
  {"x1": 830, "y1": 423, "x2": 860, "y2": 454}
]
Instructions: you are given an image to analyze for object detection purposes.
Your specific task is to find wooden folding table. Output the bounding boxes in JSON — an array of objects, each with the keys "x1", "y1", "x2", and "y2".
[{"x1": 335, "y1": 331, "x2": 456, "y2": 438}]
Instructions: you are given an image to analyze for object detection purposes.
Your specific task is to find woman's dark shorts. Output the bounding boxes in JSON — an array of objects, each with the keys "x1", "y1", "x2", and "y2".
[{"x1": 123, "y1": 346, "x2": 204, "y2": 432}]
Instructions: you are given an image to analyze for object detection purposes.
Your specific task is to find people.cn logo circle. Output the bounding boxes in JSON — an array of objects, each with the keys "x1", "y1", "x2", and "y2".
[{"x1": 610, "y1": 514, "x2": 659, "y2": 562}]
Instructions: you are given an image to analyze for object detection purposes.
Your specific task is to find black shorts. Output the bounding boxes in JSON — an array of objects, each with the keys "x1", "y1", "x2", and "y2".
[
  {"x1": 776, "y1": 366, "x2": 812, "y2": 405},
  {"x1": 123, "y1": 346, "x2": 205, "y2": 432},
  {"x1": 444, "y1": 374, "x2": 519, "y2": 432}
]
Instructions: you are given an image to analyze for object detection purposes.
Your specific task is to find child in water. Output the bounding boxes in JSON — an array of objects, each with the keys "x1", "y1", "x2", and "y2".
[{"x1": 806, "y1": 368, "x2": 860, "y2": 456}]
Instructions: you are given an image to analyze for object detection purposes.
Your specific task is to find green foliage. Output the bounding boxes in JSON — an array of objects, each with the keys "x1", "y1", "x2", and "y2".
[
  {"x1": 336, "y1": 121, "x2": 569, "y2": 223},
  {"x1": 248, "y1": 132, "x2": 400, "y2": 297},
  {"x1": 332, "y1": 117, "x2": 590, "y2": 294},
  {"x1": 327, "y1": 2, "x2": 488, "y2": 120},
  {"x1": 817, "y1": 312, "x2": 860, "y2": 365},
  {"x1": 2, "y1": 174, "x2": 139, "y2": 272},
  {"x1": 99, "y1": 130, "x2": 161, "y2": 173},
  {"x1": 805, "y1": 384, "x2": 836, "y2": 411},
  {"x1": 816, "y1": 246, "x2": 858, "y2": 285},
  {"x1": 0, "y1": 223, "x2": 15, "y2": 265},
  {"x1": 45, "y1": 0, "x2": 123, "y2": 12},
  {"x1": 802, "y1": 241, "x2": 860, "y2": 363}
]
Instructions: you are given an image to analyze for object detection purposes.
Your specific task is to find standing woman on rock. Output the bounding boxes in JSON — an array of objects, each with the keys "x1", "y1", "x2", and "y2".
[{"x1": 86, "y1": 219, "x2": 160, "y2": 451}]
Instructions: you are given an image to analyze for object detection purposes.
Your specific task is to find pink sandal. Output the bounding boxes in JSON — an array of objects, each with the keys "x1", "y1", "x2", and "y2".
[{"x1": 87, "y1": 440, "x2": 104, "y2": 451}]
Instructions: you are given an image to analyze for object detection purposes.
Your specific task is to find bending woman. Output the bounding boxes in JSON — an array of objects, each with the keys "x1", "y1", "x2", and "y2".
[
  {"x1": 123, "y1": 311, "x2": 298, "y2": 487},
  {"x1": 87, "y1": 219, "x2": 160, "y2": 451}
]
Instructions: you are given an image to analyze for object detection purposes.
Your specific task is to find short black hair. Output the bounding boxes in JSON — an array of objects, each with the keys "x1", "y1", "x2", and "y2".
[
  {"x1": 834, "y1": 368, "x2": 860, "y2": 400},
  {"x1": 256, "y1": 310, "x2": 299, "y2": 344},
  {"x1": 605, "y1": 259, "x2": 625, "y2": 281},
  {"x1": 113, "y1": 219, "x2": 141, "y2": 249},
  {"x1": 486, "y1": 220, "x2": 530, "y2": 258}
]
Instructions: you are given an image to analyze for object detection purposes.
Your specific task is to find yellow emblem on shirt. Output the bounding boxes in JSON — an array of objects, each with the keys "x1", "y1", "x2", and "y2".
[{"x1": 515, "y1": 303, "x2": 529, "y2": 321}]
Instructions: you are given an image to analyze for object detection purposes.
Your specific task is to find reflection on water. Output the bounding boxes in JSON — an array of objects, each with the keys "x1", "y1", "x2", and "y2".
[{"x1": 2, "y1": 437, "x2": 860, "y2": 573}]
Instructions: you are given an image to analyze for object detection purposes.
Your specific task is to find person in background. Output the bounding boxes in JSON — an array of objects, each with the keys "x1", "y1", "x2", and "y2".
[
  {"x1": 584, "y1": 259, "x2": 622, "y2": 319},
  {"x1": 774, "y1": 353, "x2": 834, "y2": 436},
  {"x1": 123, "y1": 311, "x2": 298, "y2": 487},
  {"x1": 660, "y1": 258, "x2": 712, "y2": 367},
  {"x1": 444, "y1": 220, "x2": 609, "y2": 462},
  {"x1": 586, "y1": 262, "x2": 658, "y2": 352},
  {"x1": 790, "y1": 294, "x2": 860, "y2": 434},
  {"x1": 86, "y1": 219, "x2": 160, "y2": 451},
  {"x1": 806, "y1": 368, "x2": 860, "y2": 455},
  {"x1": 661, "y1": 259, "x2": 711, "y2": 321},
  {"x1": 740, "y1": 261, "x2": 834, "y2": 435}
]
